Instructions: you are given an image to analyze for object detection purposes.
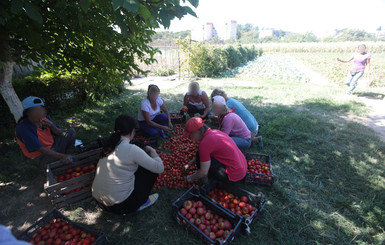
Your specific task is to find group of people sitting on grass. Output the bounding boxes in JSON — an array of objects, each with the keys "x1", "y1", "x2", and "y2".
[{"x1": 15, "y1": 82, "x2": 262, "y2": 215}]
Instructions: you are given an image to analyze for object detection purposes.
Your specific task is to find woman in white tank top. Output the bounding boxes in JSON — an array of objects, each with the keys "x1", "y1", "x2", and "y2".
[{"x1": 183, "y1": 82, "x2": 210, "y2": 119}]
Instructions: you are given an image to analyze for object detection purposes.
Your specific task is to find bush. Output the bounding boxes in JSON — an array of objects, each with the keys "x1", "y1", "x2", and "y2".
[
  {"x1": 0, "y1": 72, "x2": 124, "y2": 122},
  {"x1": 178, "y1": 40, "x2": 262, "y2": 77}
]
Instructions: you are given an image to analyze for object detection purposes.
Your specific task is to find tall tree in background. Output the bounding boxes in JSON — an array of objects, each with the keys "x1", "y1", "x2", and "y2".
[{"x1": 0, "y1": 0, "x2": 198, "y2": 121}]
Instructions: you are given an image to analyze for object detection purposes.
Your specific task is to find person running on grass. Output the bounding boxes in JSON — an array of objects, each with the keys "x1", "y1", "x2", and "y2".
[
  {"x1": 337, "y1": 44, "x2": 371, "y2": 95},
  {"x1": 138, "y1": 84, "x2": 173, "y2": 138},
  {"x1": 210, "y1": 88, "x2": 263, "y2": 148},
  {"x1": 182, "y1": 82, "x2": 210, "y2": 119},
  {"x1": 15, "y1": 96, "x2": 76, "y2": 167},
  {"x1": 92, "y1": 114, "x2": 164, "y2": 215}
]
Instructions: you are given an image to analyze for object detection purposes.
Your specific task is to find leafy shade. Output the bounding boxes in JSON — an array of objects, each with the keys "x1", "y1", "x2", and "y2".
[{"x1": 0, "y1": 0, "x2": 198, "y2": 100}]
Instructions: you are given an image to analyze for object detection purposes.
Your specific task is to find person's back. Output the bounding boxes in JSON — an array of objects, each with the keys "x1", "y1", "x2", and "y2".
[
  {"x1": 226, "y1": 98, "x2": 257, "y2": 132},
  {"x1": 199, "y1": 129, "x2": 247, "y2": 182},
  {"x1": 92, "y1": 139, "x2": 163, "y2": 206},
  {"x1": 221, "y1": 112, "x2": 251, "y2": 140}
]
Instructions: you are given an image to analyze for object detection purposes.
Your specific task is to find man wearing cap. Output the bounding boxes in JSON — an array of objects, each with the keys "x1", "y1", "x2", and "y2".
[
  {"x1": 15, "y1": 96, "x2": 76, "y2": 167},
  {"x1": 182, "y1": 117, "x2": 247, "y2": 184}
]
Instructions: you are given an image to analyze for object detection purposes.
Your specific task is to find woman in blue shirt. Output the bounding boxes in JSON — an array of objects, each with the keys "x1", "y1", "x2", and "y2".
[{"x1": 210, "y1": 89, "x2": 263, "y2": 148}]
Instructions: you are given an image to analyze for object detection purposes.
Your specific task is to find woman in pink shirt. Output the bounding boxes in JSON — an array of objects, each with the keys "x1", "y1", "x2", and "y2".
[
  {"x1": 212, "y1": 96, "x2": 251, "y2": 150},
  {"x1": 337, "y1": 44, "x2": 371, "y2": 95}
]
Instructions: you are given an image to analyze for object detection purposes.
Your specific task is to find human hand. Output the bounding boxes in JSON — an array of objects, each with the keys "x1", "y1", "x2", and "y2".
[
  {"x1": 60, "y1": 154, "x2": 73, "y2": 164},
  {"x1": 41, "y1": 118, "x2": 55, "y2": 128},
  {"x1": 162, "y1": 126, "x2": 171, "y2": 132},
  {"x1": 168, "y1": 121, "x2": 173, "y2": 130}
]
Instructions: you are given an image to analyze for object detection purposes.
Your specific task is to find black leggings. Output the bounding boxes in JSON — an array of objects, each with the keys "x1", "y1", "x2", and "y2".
[
  {"x1": 195, "y1": 151, "x2": 232, "y2": 183},
  {"x1": 97, "y1": 166, "x2": 158, "y2": 215},
  {"x1": 186, "y1": 104, "x2": 208, "y2": 120}
]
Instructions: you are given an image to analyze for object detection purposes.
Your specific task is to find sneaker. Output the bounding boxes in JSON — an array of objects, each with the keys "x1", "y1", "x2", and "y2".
[
  {"x1": 137, "y1": 193, "x2": 159, "y2": 212},
  {"x1": 252, "y1": 136, "x2": 263, "y2": 148},
  {"x1": 160, "y1": 130, "x2": 168, "y2": 139},
  {"x1": 257, "y1": 136, "x2": 263, "y2": 148}
]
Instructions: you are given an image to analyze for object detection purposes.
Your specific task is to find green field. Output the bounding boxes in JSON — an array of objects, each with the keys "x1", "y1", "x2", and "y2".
[{"x1": 1, "y1": 55, "x2": 385, "y2": 244}]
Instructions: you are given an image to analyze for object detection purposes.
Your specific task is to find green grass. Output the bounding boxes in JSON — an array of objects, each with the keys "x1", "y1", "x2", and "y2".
[{"x1": 1, "y1": 71, "x2": 385, "y2": 244}]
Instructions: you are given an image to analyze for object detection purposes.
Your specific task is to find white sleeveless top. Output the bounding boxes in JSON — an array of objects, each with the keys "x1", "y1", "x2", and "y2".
[{"x1": 186, "y1": 89, "x2": 206, "y2": 110}]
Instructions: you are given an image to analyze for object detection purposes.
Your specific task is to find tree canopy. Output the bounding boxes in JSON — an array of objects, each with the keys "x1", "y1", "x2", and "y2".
[{"x1": 0, "y1": 0, "x2": 198, "y2": 120}]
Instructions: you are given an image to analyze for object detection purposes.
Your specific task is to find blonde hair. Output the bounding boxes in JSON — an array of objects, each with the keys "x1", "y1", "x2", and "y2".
[
  {"x1": 211, "y1": 88, "x2": 227, "y2": 99},
  {"x1": 189, "y1": 81, "x2": 200, "y2": 90}
]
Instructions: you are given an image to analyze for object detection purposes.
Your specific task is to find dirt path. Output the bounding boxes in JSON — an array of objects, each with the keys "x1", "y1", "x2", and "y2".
[{"x1": 288, "y1": 54, "x2": 385, "y2": 142}]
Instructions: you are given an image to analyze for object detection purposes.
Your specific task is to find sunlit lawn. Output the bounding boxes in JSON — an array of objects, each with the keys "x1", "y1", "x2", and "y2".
[{"x1": 1, "y1": 72, "x2": 385, "y2": 244}]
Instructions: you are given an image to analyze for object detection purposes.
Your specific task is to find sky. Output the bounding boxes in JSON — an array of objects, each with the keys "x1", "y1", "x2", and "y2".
[{"x1": 165, "y1": 0, "x2": 385, "y2": 37}]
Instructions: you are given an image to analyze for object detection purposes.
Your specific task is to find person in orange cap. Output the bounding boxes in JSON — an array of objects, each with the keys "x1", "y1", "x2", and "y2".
[{"x1": 182, "y1": 117, "x2": 247, "y2": 184}]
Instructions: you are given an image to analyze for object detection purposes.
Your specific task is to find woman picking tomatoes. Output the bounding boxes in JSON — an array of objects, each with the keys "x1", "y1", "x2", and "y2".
[
  {"x1": 92, "y1": 114, "x2": 164, "y2": 215},
  {"x1": 210, "y1": 88, "x2": 263, "y2": 148},
  {"x1": 211, "y1": 95, "x2": 251, "y2": 150},
  {"x1": 182, "y1": 81, "x2": 210, "y2": 119},
  {"x1": 138, "y1": 84, "x2": 173, "y2": 138},
  {"x1": 182, "y1": 117, "x2": 247, "y2": 184}
]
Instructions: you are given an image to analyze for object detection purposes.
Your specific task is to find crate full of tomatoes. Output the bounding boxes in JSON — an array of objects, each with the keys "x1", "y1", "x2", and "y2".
[
  {"x1": 44, "y1": 148, "x2": 101, "y2": 208},
  {"x1": 172, "y1": 186, "x2": 243, "y2": 244},
  {"x1": 201, "y1": 180, "x2": 267, "y2": 232},
  {"x1": 244, "y1": 153, "x2": 275, "y2": 186},
  {"x1": 130, "y1": 128, "x2": 158, "y2": 149},
  {"x1": 18, "y1": 209, "x2": 106, "y2": 245},
  {"x1": 170, "y1": 112, "x2": 186, "y2": 123}
]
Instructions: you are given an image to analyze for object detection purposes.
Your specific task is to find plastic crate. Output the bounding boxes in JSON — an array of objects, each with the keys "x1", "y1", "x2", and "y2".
[
  {"x1": 170, "y1": 112, "x2": 186, "y2": 123},
  {"x1": 200, "y1": 180, "x2": 268, "y2": 233},
  {"x1": 244, "y1": 153, "x2": 275, "y2": 186},
  {"x1": 130, "y1": 128, "x2": 158, "y2": 148},
  {"x1": 172, "y1": 186, "x2": 243, "y2": 244},
  {"x1": 44, "y1": 148, "x2": 101, "y2": 208},
  {"x1": 75, "y1": 137, "x2": 105, "y2": 154},
  {"x1": 17, "y1": 209, "x2": 106, "y2": 244}
]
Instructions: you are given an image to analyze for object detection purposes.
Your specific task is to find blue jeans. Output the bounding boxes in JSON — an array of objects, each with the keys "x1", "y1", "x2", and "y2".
[
  {"x1": 231, "y1": 137, "x2": 251, "y2": 150},
  {"x1": 346, "y1": 71, "x2": 364, "y2": 94},
  {"x1": 139, "y1": 113, "x2": 168, "y2": 137}
]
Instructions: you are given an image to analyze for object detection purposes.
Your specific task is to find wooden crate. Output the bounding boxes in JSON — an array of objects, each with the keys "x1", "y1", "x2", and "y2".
[{"x1": 44, "y1": 148, "x2": 102, "y2": 208}]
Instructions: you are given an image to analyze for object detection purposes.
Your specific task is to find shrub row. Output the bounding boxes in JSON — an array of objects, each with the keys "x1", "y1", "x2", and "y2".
[{"x1": 178, "y1": 40, "x2": 263, "y2": 77}]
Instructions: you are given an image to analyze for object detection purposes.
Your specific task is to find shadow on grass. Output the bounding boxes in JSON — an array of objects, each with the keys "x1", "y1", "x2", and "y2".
[
  {"x1": 1, "y1": 89, "x2": 385, "y2": 244},
  {"x1": 355, "y1": 91, "x2": 385, "y2": 100}
]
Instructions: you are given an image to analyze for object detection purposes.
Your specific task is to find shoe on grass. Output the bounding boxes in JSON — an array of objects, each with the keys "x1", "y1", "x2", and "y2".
[
  {"x1": 257, "y1": 136, "x2": 263, "y2": 148},
  {"x1": 137, "y1": 193, "x2": 159, "y2": 212}
]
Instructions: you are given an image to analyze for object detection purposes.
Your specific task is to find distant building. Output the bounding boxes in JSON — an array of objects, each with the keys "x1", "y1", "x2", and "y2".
[
  {"x1": 259, "y1": 29, "x2": 283, "y2": 39},
  {"x1": 218, "y1": 20, "x2": 237, "y2": 40},
  {"x1": 191, "y1": 20, "x2": 237, "y2": 41}
]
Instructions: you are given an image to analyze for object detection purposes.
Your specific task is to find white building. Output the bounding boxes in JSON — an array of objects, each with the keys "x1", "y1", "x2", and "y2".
[{"x1": 191, "y1": 20, "x2": 237, "y2": 41}]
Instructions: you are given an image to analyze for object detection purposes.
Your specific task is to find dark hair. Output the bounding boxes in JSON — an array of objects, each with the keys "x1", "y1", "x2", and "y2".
[
  {"x1": 147, "y1": 84, "x2": 160, "y2": 99},
  {"x1": 100, "y1": 114, "x2": 138, "y2": 158},
  {"x1": 198, "y1": 124, "x2": 209, "y2": 135}
]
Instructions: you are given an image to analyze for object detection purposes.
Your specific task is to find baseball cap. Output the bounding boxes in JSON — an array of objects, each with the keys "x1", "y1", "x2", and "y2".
[
  {"x1": 213, "y1": 96, "x2": 226, "y2": 106},
  {"x1": 183, "y1": 117, "x2": 206, "y2": 138},
  {"x1": 22, "y1": 96, "x2": 45, "y2": 110}
]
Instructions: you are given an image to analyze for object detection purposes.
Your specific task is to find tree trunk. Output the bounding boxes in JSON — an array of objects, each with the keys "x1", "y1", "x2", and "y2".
[
  {"x1": 0, "y1": 30, "x2": 23, "y2": 122},
  {"x1": 0, "y1": 61, "x2": 23, "y2": 122}
]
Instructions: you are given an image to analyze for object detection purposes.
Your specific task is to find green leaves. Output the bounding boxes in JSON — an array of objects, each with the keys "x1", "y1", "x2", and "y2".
[
  {"x1": 80, "y1": 0, "x2": 90, "y2": 11},
  {"x1": 138, "y1": 4, "x2": 151, "y2": 20},
  {"x1": 122, "y1": 0, "x2": 139, "y2": 12},
  {"x1": 188, "y1": 0, "x2": 199, "y2": 8},
  {"x1": 24, "y1": 1, "x2": 42, "y2": 24},
  {"x1": 10, "y1": 0, "x2": 23, "y2": 14},
  {"x1": 183, "y1": 6, "x2": 197, "y2": 18}
]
